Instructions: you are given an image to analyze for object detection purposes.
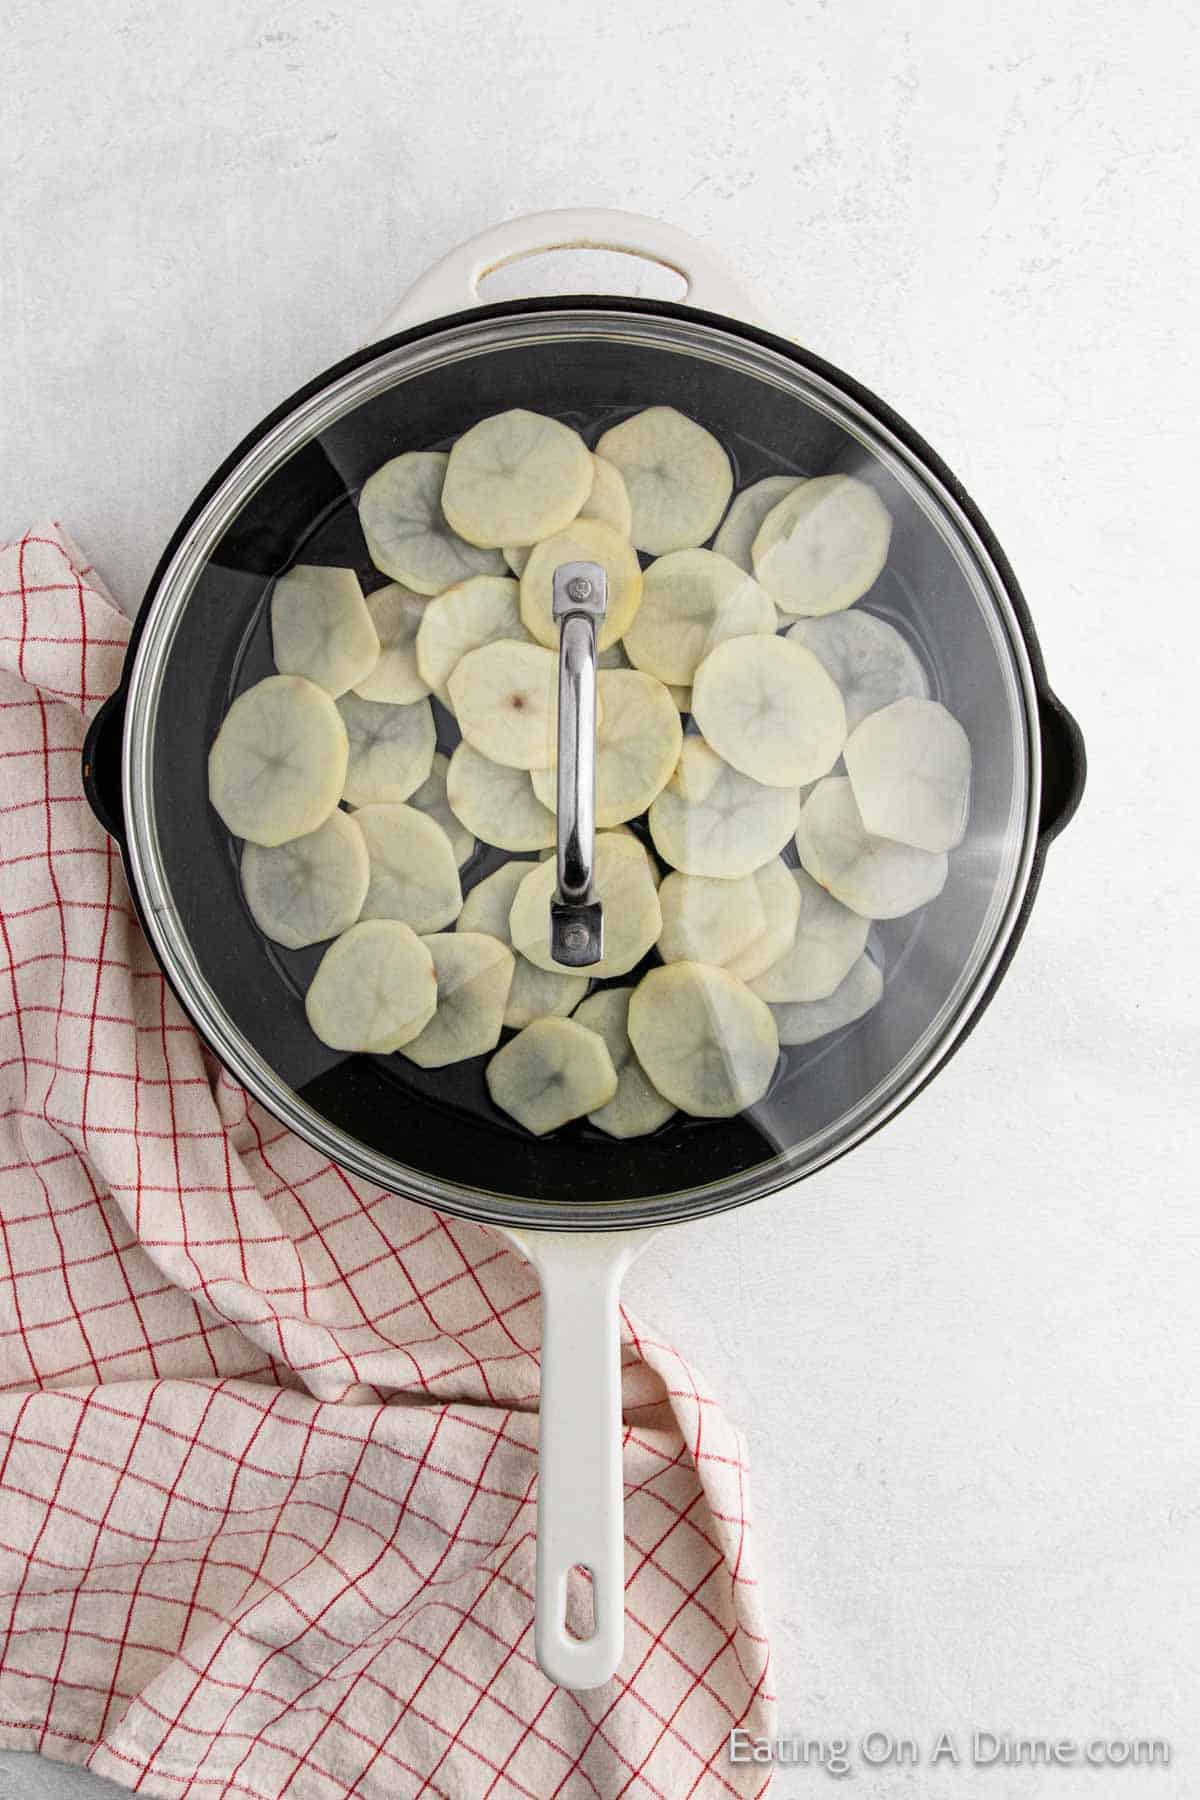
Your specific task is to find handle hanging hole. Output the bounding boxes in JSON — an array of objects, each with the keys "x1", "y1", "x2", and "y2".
[{"x1": 564, "y1": 1565, "x2": 597, "y2": 1643}]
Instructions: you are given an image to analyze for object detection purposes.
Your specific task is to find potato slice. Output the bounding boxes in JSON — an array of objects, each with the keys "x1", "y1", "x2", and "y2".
[
  {"x1": 457, "y1": 860, "x2": 531, "y2": 938},
  {"x1": 752, "y1": 474, "x2": 892, "y2": 616},
  {"x1": 399, "y1": 932, "x2": 514, "y2": 1068},
  {"x1": 409, "y1": 752, "x2": 475, "y2": 866},
  {"x1": 795, "y1": 777, "x2": 948, "y2": 919},
  {"x1": 843, "y1": 697, "x2": 972, "y2": 852},
  {"x1": 358, "y1": 451, "x2": 507, "y2": 595},
  {"x1": 648, "y1": 738, "x2": 799, "y2": 879},
  {"x1": 574, "y1": 988, "x2": 676, "y2": 1139},
  {"x1": 519, "y1": 520, "x2": 643, "y2": 651},
  {"x1": 305, "y1": 919, "x2": 436, "y2": 1052},
  {"x1": 503, "y1": 453, "x2": 633, "y2": 575},
  {"x1": 668, "y1": 684, "x2": 691, "y2": 713},
  {"x1": 748, "y1": 869, "x2": 870, "y2": 1003},
  {"x1": 447, "y1": 742, "x2": 556, "y2": 850},
  {"x1": 509, "y1": 832, "x2": 662, "y2": 978},
  {"x1": 414, "y1": 575, "x2": 529, "y2": 708},
  {"x1": 623, "y1": 549, "x2": 776, "y2": 685},
  {"x1": 486, "y1": 1017, "x2": 617, "y2": 1135},
  {"x1": 209, "y1": 675, "x2": 348, "y2": 848},
  {"x1": 442, "y1": 410, "x2": 592, "y2": 549},
  {"x1": 713, "y1": 475, "x2": 806, "y2": 572},
  {"x1": 529, "y1": 669, "x2": 681, "y2": 828},
  {"x1": 458, "y1": 863, "x2": 586, "y2": 1027},
  {"x1": 596, "y1": 407, "x2": 732, "y2": 554},
  {"x1": 771, "y1": 953, "x2": 883, "y2": 1047},
  {"x1": 724, "y1": 858, "x2": 803, "y2": 982},
  {"x1": 656, "y1": 870, "x2": 765, "y2": 966},
  {"x1": 240, "y1": 810, "x2": 367, "y2": 950},
  {"x1": 627, "y1": 962, "x2": 778, "y2": 1118},
  {"x1": 337, "y1": 692, "x2": 435, "y2": 805},
  {"x1": 270, "y1": 564, "x2": 379, "y2": 697},
  {"x1": 786, "y1": 610, "x2": 928, "y2": 732},
  {"x1": 692, "y1": 634, "x2": 847, "y2": 788},
  {"x1": 353, "y1": 803, "x2": 462, "y2": 931},
  {"x1": 352, "y1": 585, "x2": 430, "y2": 704},
  {"x1": 449, "y1": 639, "x2": 568, "y2": 772}
]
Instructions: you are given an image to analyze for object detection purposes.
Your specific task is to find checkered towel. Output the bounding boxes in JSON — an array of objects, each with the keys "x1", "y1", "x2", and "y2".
[{"x1": 0, "y1": 526, "x2": 774, "y2": 1799}]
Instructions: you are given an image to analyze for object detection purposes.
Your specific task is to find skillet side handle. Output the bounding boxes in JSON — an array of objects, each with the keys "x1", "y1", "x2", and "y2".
[
  {"x1": 1036, "y1": 685, "x2": 1086, "y2": 846},
  {"x1": 82, "y1": 688, "x2": 128, "y2": 844},
  {"x1": 501, "y1": 1225, "x2": 657, "y2": 1690}
]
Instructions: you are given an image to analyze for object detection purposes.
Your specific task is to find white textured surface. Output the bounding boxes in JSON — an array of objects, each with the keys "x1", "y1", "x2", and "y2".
[{"x1": 2, "y1": 0, "x2": 1198, "y2": 1795}]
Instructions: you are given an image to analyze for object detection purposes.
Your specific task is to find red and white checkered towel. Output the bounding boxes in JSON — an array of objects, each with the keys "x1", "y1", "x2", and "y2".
[{"x1": 0, "y1": 526, "x2": 774, "y2": 1799}]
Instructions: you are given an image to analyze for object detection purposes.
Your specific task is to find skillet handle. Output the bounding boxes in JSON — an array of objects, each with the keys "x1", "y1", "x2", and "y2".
[
  {"x1": 82, "y1": 687, "x2": 128, "y2": 843},
  {"x1": 372, "y1": 207, "x2": 770, "y2": 338},
  {"x1": 501, "y1": 1224, "x2": 658, "y2": 1689},
  {"x1": 1036, "y1": 684, "x2": 1086, "y2": 846}
]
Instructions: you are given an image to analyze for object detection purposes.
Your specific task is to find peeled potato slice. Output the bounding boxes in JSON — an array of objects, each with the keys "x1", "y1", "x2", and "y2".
[
  {"x1": 271, "y1": 565, "x2": 379, "y2": 697},
  {"x1": 442, "y1": 410, "x2": 593, "y2": 549},
  {"x1": 414, "y1": 576, "x2": 529, "y2": 708},
  {"x1": 656, "y1": 870, "x2": 765, "y2": 966},
  {"x1": 713, "y1": 475, "x2": 806, "y2": 572},
  {"x1": 352, "y1": 585, "x2": 430, "y2": 704},
  {"x1": 843, "y1": 697, "x2": 972, "y2": 852},
  {"x1": 771, "y1": 952, "x2": 883, "y2": 1047},
  {"x1": 447, "y1": 742, "x2": 556, "y2": 850},
  {"x1": 574, "y1": 988, "x2": 676, "y2": 1139},
  {"x1": 796, "y1": 777, "x2": 948, "y2": 919},
  {"x1": 648, "y1": 738, "x2": 799, "y2": 879},
  {"x1": 458, "y1": 861, "x2": 531, "y2": 938},
  {"x1": 628, "y1": 962, "x2": 778, "y2": 1119},
  {"x1": 399, "y1": 933, "x2": 514, "y2": 1068},
  {"x1": 358, "y1": 451, "x2": 507, "y2": 595},
  {"x1": 752, "y1": 474, "x2": 892, "y2": 616},
  {"x1": 668, "y1": 684, "x2": 691, "y2": 712},
  {"x1": 338, "y1": 692, "x2": 435, "y2": 805},
  {"x1": 352, "y1": 803, "x2": 462, "y2": 932},
  {"x1": 724, "y1": 858, "x2": 803, "y2": 982},
  {"x1": 305, "y1": 919, "x2": 436, "y2": 1052},
  {"x1": 509, "y1": 832, "x2": 662, "y2": 978},
  {"x1": 503, "y1": 453, "x2": 633, "y2": 575},
  {"x1": 519, "y1": 519, "x2": 643, "y2": 651},
  {"x1": 623, "y1": 549, "x2": 776, "y2": 685},
  {"x1": 409, "y1": 753, "x2": 475, "y2": 866},
  {"x1": 749, "y1": 869, "x2": 870, "y2": 1003},
  {"x1": 596, "y1": 407, "x2": 732, "y2": 554},
  {"x1": 209, "y1": 675, "x2": 348, "y2": 848},
  {"x1": 449, "y1": 640, "x2": 564, "y2": 771},
  {"x1": 241, "y1": 811, "x2": 368, "y2": 950},
  {"x1": 530, "y1": 669, "x2": 682, "y2": 828},
  {"x1": 692, "y1": 635, "x2": 847, "y2": 788},
  {"x1": 458, "y1": 863, "x2": 586, "y2": 1027},
  {"x1": 786, "y1": 610, "x2": 928, "y2": 732},
  {"x1": 486, "y1": 1017, "x2": 617, "y2": 1135}
]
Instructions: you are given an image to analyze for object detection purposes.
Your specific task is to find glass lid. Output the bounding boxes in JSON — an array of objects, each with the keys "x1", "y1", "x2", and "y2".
[{"x1": 123, "y1": 307, "x2": 1041, "y2": 1231}]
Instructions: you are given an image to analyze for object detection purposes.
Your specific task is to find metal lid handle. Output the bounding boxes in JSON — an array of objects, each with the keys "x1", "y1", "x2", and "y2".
[{"x1": 551, "y1": 562, "x2": 606, "y2": 968}]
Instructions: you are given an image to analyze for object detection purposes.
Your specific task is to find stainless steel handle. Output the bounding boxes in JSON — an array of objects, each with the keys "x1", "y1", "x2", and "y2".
[{"x1": 551, "y1": 562, "x2": 607, "y2": 968}]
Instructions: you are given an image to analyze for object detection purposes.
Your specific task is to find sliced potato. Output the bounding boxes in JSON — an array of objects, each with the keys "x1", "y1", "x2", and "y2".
[
  {"x1": 399, "y1": 933, "x2": 514, "y2": 1068},
  {"x1": 353, "y1": 585, "x2": 430, "y2": 704},
  {"x1": 771, "y1": 952, "x2": 883, "y2": 1047},
  {"x1": 843, "y1": 697, "x2": 972, "y2": 852},
  {"x1": 574, "y1": 988, "x2": 676, "y2": 1139},
  {"x1": 795, "y1": 777, "x2": 948, "y2": 918},
  {"x1": 786, "y1": 610, "x2": 928, "y2": 732},
  {"x1": 305, "y1": 919, "x2": 436, "y2": 1052},
  {"x1": 354, "y1": 803, "x2": 463, "y2": 932},
  {"x1": 713, "y1": 475, "x2": 806, "y2": 572},
  {"x1": 414, "y1": 575, "x2": 529, "y2": 708},
  {"x1": 627, "y1": 962, "x2": 778, "y2": 1118},
  {"x1": 240, "y1": 810, "x2": 368, "y2": 950},
  {"x1": 502, "y1": 453, "x2": 632, "y2": 576},
  {"x1": 749, "y1": 869, "x2": 870, "y2": 1003},
  {"x1": 209, "y1": 675, "x2": 348, "y2": 848},
  {"x1": 338, "y1": 692, "x2": 436, "y2": 805},
  {"x1": 536, "y1": 824, "x2": 661, "y2": 887},
  {"x1": 458, "y1": 863, "x2": 586, "y2": 1026},
  {"x1": 656, "y1": 870, "x2": 765, "y2": 966},
  {"x1": 486, "y1": 1017, "x2": 617, "y2": 1135},
  {"x1": 508, "y1": 832, "x2": 661, "y2": 978},
  {"x1": 442, "y1": 409, "x2": 592, "y2": 549},
  {"x1": 409, "y1": 752, "x2": 475, "y2": 867},
  {"x1": 358, "y1": 451, "x2": 507, "y2": 595},
  {"x1": 668, "y1": 684, "x2": 691, "y2": 713},
  {"x1": 448, "y1": 640, "x2": 564, "y2": 771},
  {"x1": 692, "y1": 634, "x2": 846, "y2": 788},
  {"x1": 724, "y1": 858, "x2": 803, "y2": 982},
  {"x1": 752, "y1": 474, "x2": 892, "y2": 616},
  {"x1": 457, "y1": 861, "x2": 531, "y2": 938},
  {"x1": 623, "y1": 549, "x2": 776, "y2": 685},
  {"x1": 447, "y1": 742, "x2": 556, "y2": 851},
  {"x1": 271, "y1": 564, "x2": 379, "y2": 697},
  {"x1": 529, "y1": 669, "x2": 681, "y2": 828},
  {"x1": 519, "y1": 519, "x2": 643, "y2": 651},
  {"x1": 648, "y1": 738, "x2": 799, "y2": 879},
  {"x1": 596, "y1": 407, "x2": 732, "y2": 554}
]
